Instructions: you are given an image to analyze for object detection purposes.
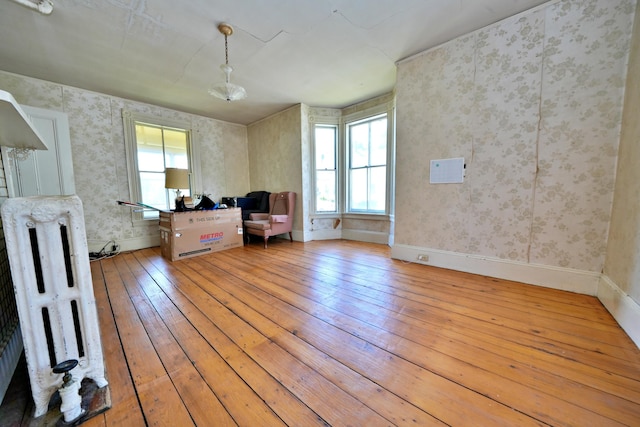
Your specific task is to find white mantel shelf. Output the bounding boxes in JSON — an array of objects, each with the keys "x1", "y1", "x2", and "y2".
[{"x1": 0, "y1": 90, "x2": 48, "y2": 150}]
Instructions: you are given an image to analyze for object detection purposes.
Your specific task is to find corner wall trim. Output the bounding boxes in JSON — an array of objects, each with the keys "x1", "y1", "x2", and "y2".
[
  {"x1": 598, "y1": 275, "x2": 640, "y2": 348},
  {"x1": 391, "y1": 244, "x2": 600, "y2": 295}
]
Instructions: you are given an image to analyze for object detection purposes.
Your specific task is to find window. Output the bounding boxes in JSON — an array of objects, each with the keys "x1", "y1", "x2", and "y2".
[
  {"x1": 313, "y1": 124, "x2": 338, "y2": 213},
  {"x1": 347, "y1": 113, "x2": 387, "y2": 213},
  {"x1": 311, "y1": 103, "x2": 394, "y2": 217},
  {"x1": 123, "y1": 111, "x2": 199, "y2": 222}
]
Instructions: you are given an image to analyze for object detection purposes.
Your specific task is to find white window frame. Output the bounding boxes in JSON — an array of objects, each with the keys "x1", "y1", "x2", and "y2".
[
  {"x1": 343, "y1": 104, "x2": 394, "y2": 218},
  {"x1": 122, "y1": 110, "x2": 201, "y2": 225},
  {"x1": 311, "y1": 119, "x2": 340, "y2": 215},
  {"x1": 345, "y1": 111, "x2": 388, "y2": 215}
]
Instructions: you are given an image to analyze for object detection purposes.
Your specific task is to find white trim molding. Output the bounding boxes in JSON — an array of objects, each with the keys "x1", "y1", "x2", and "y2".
[
  {"x1": 598, "y1": 275, "x2": 640, "y2": 348},
  {"x1": 343, "y1": 229, "x2": 389, "y2": 245},
  {"x1": 391, "y1": 244, "x2": 600, "y2": 295},
  {"x1": 88, "y1": 234, "x2": 160, "y2": 253},
  {"x1": 308, "y1": 228, "x2": 342, "y2": 241}
]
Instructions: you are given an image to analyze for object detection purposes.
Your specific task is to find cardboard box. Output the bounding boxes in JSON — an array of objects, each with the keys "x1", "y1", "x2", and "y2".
[{"x1": 159, "y1": 208, "x2": 243, "y2": 261}]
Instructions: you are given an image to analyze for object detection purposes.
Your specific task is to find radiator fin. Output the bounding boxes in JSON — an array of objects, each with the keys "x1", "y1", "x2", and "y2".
[
  {"x1": 60, "y1": 224, "x2": 74, "y2": 288},
  {"x1": 41, "y1": 307, "x2": 56, "y2": 368},
  {"x1": 28, "y1": 227, "x2": 45, "y2": 294},
  {"x1": 70, "y1": 300, "x2": 85, "y2": 358}
]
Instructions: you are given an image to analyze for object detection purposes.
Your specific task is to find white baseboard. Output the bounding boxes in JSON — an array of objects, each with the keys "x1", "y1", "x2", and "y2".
[
  {"x1": 307, "y1": 228, "x2": 390, "y2": 245},
  {"x1": 0, "y1": 327, "x2": 23, "y2": 404},
  {"x1": 391, "y1": 244, "x2": 600, "y2": 295},
  {"x1": 308, "y1": 228, "x2": 342, "y2": 241},
  {"x1": 342, "y1": 229, "x2": 389, "y2": 245},
  {"x1": 598, "y1": 275, "x2": 640, "y2": 348},
  {"x1": 88, "y1": 234, "x2": 160, "y2": 253}
]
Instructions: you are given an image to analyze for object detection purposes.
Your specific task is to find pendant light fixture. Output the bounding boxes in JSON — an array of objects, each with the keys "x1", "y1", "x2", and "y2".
[{"x1": 208, "y1": 23, "x2": 247, "y2": 102}]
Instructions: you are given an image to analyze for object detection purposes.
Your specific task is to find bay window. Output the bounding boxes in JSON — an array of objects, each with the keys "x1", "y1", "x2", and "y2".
[{"x1": 312, "y1": 104, "x2": 394, "y2": 217}]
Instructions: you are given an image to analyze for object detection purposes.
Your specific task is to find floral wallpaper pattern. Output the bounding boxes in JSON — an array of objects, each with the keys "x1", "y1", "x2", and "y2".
[
  {"x1": 395, "y1": 0, "x2": 635, "y2": 272},
  {"x1": 247, "y1": 105, "x2": 304, "y2": 232},
  {"x1": 0, "y1": 70, "x2": 251, "y2": 248}
]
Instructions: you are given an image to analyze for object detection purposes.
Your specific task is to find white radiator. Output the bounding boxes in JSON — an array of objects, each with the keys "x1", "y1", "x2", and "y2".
[{"x1": 1, "y1": 195, "x2": 107, "y2": 417}]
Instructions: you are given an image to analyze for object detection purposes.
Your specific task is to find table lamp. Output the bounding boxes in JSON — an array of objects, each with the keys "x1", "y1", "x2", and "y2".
[{"x1": 165, "y1": 168, "x2": 189, "y2": 211}]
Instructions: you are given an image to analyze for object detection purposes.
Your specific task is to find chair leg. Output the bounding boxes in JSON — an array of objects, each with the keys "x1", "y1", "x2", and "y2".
[
  {"x1": 263, "y1": 236, "x2": 268, "y2": 248},
  {"x1": 288, "y1": 231, "x2": 293, "y2": 242}
]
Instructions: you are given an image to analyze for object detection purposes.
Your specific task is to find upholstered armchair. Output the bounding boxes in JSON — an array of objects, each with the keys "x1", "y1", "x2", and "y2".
[{"x1": 244, "y1": 191, "x2": 296, "y2": 248}]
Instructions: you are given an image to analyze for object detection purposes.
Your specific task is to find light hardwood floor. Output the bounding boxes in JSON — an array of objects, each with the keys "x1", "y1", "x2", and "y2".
[{"x1": 4, "y1": 239, "x2": 640, "y2": 426}]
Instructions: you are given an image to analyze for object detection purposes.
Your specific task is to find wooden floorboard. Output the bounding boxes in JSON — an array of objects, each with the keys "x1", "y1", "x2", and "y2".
[{"x1": 2, "y1": 239, "x2": 640, "y2": 426}]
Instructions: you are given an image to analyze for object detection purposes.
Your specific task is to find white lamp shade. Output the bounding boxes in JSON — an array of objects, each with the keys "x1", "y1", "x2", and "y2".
[
  {"x1": 208, "y1": 64, "x2": 247, "y2": 101},
  {"x1": 208, "y1": 82, "x2": 247, "y2": 101},
  {"x1": 165, "y1": 168, "x2": 189, "y2": 189}
]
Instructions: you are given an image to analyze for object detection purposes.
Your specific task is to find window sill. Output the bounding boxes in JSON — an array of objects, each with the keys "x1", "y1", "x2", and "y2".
[
  {"x1": 343, "y1": 213, "x2": 390, "y2": 221},
  {"x1": 310, "y1": 212, "x2": 341, "y2": 220},
  {"x1": 311, "y1": 212, "x2": 391, "y2": 221}
]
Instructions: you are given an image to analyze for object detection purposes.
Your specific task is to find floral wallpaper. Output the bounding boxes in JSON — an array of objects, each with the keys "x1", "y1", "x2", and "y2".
[
  {"x1": 192, "y1": 115, "x2": 249, "y2": 200},
  {"x1": 395, "y1": 0, "x2": 636, "y2": 272},
  {"x1": 247, "y1": 105, "x2": 304, "y2": 233},
  {"x1": 0, "y1": 70, "x2": 251, "y2": 250},
  {"x1": 606, "y1": 0, "x2": 640, "y2": 303},
  {"x1": 531, "y1": 0, "x2": 635, "y2": 269}
]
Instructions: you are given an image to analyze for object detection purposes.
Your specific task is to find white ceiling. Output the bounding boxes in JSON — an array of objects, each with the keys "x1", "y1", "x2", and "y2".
[{"x1": 0, "y1": 0, "x2": 550, "y2": 125}]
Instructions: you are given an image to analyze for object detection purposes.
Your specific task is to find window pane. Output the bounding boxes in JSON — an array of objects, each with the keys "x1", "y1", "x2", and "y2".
[
  {"x1": 315, "y1": 126, "x2": 336, "y2": 170},
  {"x1": 349, "y1": 168, "x2": 367, "y2": 210},
  {"x1": 137, "y1": 146, "x2": 164, "y2": 172},
  {"x1": 369, "y1": 166, "x2": 386, "y2": 211},
  {"x1": 370, "y1": 119, "x2": 387, "y2": 166},
  {"x1": 316, "y1": 170, "x2": 336, "y2": 212},
  {"x1": 136, "y1": 124, "x2": 163, "y2": 147},
  {"x1": 139, "y1": 171, "x2": 166, "y2": 218},
  {"x1": 350, "y1": 123, "x2": 369, "y2": 168},
  {"x1": 163, "y1": 128, "x2": 189, "y2": 168},
  {"x1": 136, "y1": 125, "x2": 165, "y2": 172},
  {"x1": 163, "y1": 129, "x2": 188, "y2": 151}
]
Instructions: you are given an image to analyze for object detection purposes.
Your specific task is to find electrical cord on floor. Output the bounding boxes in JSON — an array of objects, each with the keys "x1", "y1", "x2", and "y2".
[{"x1": 89, "y1": 240, "x2": 120, "y2": 262}]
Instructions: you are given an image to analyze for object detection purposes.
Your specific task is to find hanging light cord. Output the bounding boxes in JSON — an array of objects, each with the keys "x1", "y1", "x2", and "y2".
[{"x1": 224, "y1": 33, "x2": 229, "y2": 65}]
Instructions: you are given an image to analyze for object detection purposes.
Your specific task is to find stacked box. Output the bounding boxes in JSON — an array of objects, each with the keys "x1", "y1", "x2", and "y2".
[{"x1": 159, "y1": 208, "x2": 243, "y2": 261}]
